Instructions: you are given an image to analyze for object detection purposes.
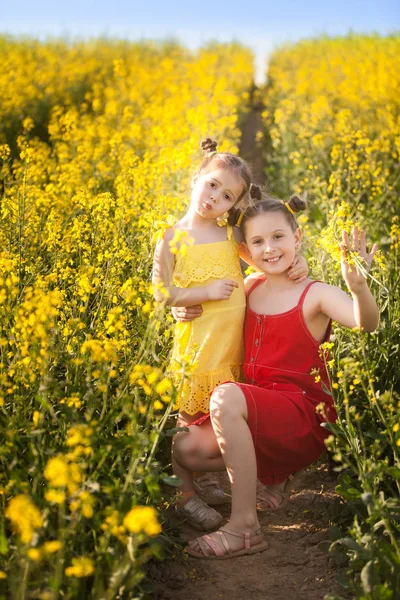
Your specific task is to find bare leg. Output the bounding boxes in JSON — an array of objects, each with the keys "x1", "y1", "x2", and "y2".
[
  {"x1": 171, "y1": 411, "x2": 200, "y2": 494},
  {"x1": 187, "y1": 383, "x2": 264, "y2": 556},
  {"x1": 173, "y1": 419, "x2": 225, "y2": 478},
  {"x1": 173, "y1": 417, "x2": 226, "y2": 531},
  {"x1": 209, "y1": 383, "x2": 259, "y2": 532}
]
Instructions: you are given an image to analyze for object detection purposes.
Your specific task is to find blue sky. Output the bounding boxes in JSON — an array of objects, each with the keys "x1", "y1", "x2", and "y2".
[{"x1": 1, "y1": 0, "x2": 399, "y2": 82}]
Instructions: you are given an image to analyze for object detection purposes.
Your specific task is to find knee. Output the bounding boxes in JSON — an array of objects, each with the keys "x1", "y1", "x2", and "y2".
[
  {"x1": 210, "y1": 383, "x2": 244, "y2": 421},
  {"x1": 173, "y1": 429, "x2": 201, "y2": 470}
]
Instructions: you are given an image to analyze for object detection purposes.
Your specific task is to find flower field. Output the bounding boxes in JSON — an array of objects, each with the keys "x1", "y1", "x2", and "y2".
[
  {"x1": 0, "y1": 31, "x2": 399, "y2": 599},
  {"x1": 0, "y1": 37, "x2": 252, "y2": 598},
  {"x1": 262, "y1": 35, "x2": 400, "y2": 599}
]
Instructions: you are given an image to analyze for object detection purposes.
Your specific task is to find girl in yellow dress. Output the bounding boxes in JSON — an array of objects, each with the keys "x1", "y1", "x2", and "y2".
[{"x1": 152, "y1": 139, "x2": 307, "y2": 530}]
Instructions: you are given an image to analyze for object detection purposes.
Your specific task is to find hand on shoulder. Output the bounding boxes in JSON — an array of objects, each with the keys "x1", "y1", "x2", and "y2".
[{"x1": 244, "y1": 272, "x2": 264, "y2": 293}]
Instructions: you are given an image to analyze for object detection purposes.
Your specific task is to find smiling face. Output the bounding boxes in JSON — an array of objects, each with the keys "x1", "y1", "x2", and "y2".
[
  {"x1": 244, "y1": 211, "x2": 302, "y2": 274},
  {"x1": 191, "y1": 167, "x2": 245, "y2": 221}
]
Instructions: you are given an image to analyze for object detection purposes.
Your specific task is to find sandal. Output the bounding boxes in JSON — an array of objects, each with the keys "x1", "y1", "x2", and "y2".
[
  {"x1": 186, "y1": 526, "x2": 268, "y2": 559},
  {"x1": 175, "y1": 494, "x2": 223, "y2": 531},
  {"x1": 256, "y1": 471, "x2": 302, "y2": 512},
  {"x1": 193, "y1": 473, "x2": 229, "y2": 506}
]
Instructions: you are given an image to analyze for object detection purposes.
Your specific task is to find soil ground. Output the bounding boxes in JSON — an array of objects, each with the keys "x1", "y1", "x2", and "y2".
[{"x1": 148, "y1": 464, "x2": 348, "y2": 600}]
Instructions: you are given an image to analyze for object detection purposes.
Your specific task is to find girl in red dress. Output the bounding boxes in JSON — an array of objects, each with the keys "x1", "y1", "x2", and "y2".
[{"x1": 172, "y1": 187, "x2": 379, "y2": 559}]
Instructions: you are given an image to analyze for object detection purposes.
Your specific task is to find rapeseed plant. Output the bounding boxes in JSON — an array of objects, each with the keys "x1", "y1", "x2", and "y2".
[
  {"x1": 0, "y1": 36, "x2": 252, "y2": 597},
  {"x1": 263, "y1": 35, "x2": 400, "y2": 599}
]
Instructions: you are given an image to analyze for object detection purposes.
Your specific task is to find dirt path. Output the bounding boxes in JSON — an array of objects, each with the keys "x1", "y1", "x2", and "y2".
[
  {"x1": 150, "y1": 464, "x2": 346, "y2": 600},
  {"x1": 238, "y1": 86, "x2": 267, "y2": 184}
]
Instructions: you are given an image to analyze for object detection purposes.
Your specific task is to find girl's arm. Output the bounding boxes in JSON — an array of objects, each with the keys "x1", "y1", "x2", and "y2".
[
  {"x1": 152, "y1": 229, "x2": 238, "y2": 307},
  {"x1": 318, "y1": 228, "x2": 379, "y2": 332}
]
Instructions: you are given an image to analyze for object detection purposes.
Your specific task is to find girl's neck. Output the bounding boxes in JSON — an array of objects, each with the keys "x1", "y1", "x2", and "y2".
[
  {"x1": 181, "y1": 209, "x2": 219, "y2": 230},
  {"x1": 262, "y1": 271, "x2": 299, "y2": 292}
]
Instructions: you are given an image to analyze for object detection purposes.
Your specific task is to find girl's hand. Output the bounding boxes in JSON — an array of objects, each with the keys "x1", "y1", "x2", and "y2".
[
  {"x1": 288, "y1": 254, "x2": 309, "y2": 283},
  {"x1": 171, "y1": 305, "x2": 203, "y2": 322},
  {"x1": 207, "y1": 279, "x2": 238, "y2": 301},
  {"x1": 341, "y1": 227, "x2": 378, "y2": 293}
]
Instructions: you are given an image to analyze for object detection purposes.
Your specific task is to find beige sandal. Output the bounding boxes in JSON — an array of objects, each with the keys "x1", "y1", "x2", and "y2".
[
  {"x1": 193, "y1": 473, "x2": 229, "y2": 506},
  {"x1": 256, "y1": 471, "x2": 302, "y2": 512},
  {"x1": 186, "y1": 526, "x2": 268, "y2": 559},
  {"x1": 175, "y1": 494, "x2": 223, "y2": 531}
]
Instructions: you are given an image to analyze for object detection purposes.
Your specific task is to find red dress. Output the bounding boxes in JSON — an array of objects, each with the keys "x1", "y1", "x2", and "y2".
[{"x1": 237, "y1": 277, "x2": 337, "y2": 484}]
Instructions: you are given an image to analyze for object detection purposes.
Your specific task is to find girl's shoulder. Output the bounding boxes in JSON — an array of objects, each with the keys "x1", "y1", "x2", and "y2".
[
  {"x1": 303, "y1": 280, "x2": 347, "y2": 312},
  {"x1": 306, "y1": 280, "x2": 340, "y2": 297},
  {"x1": 244, "y1": 272, "x2": 265, "y2": 294}
]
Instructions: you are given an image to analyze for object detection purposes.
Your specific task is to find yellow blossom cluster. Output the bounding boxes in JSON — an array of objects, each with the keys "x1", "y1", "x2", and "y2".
[
  {"x1": 65, "y1": 556, "x2": 95, "y2": 578},
  {"x1": 123, "y1": 505, "x2": 161, "y2": 537},
  {"x1": 0, "y1": 37, "x2": 252, "y2": 594},
  {"x1": 44, "y1": 454, "x2": 83, "y2": 498},
  {"x1": 264, "y1": 35, "x2": 399, "y2": 228},
  {"x1": 5, "y1": 494, "x2": 43, "y2": 544}
]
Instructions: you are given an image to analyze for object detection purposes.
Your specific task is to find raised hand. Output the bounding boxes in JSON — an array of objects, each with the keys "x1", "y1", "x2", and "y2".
[
  {"x1": 341, "y1": 226, "x2": 378, "y2": 292},
  {"x1": 207, "y1": 279, "x2": 239, "y2": 301}
]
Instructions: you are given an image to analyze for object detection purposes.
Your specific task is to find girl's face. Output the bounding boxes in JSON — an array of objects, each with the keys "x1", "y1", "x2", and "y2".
[
  {"x1": 191, "y1": 167, "x2": 244, "y2": 221},
  {"x1": 244, "y1": 211, "x2": 301, "y2": 275}
]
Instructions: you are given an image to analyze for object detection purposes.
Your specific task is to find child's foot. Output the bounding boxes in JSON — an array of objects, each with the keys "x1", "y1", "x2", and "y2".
[
  {"x1": 175, "y1": 493, "x2": 223, "y2": 531},
  {"x1": 256, "y1": 472, "x2": 301, "y2": 512},
  {"x1": 186, "y1": 525, "x2": 268, "y2": 559},
  {"x1": 193, "y1": 473, "x2": 229, "y2": 506}
]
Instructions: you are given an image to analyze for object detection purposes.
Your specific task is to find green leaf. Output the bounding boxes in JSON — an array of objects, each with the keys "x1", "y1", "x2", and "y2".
[
  {"x1": 360, "y1": 560, "x2": 377, "y2": 594},
  {"x1": 164, "y1": 426, "x2": 189, "y2": 436},
  {"x1": 321, "y1": 381, "x2": 333, "y2": 396},
  {"x1": 0, "y1": 519, "x2": 8, "y2": 555},
  {"x1": 321, "y1": 422, "x2": 345, "y2": 436},
  {"x1": 335, "y1": 573, "x2": 350, "y2": 589},
  {"x1": 162, "y1": 475, "x2": 182, "y2": 487}
]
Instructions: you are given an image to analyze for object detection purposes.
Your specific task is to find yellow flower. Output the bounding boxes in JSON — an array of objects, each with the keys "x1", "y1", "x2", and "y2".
[
  {"x1": 32, "y1": 411, "x2": 40, "y2": 426},
  {"x1": 43, "y1": 540, "x2": 63, "y2": 554},
  {"x1": 65, "y1": 556, "x2": 95, "y2": 578},
  {"x1": 45, "y1": 489, "x2": 66, "y2": 504},
  {"x1": 44, "y1": 456, "x2": 69, "y2": 488},
  {"x1": 393, "y1": 424, "x2": 399, "y2": 432},
  {"x1": 66, "y1": 424, "x2": 93, "y2": 447},
  {"x1": 123, "y1": 506, "x2": 161, "y2": 537},
  {"x1": 44, "y1": 455, "x2": 82, "y2": 495},
  {"x1": 5, "y1": 494, "x2": 43, "y2": 544},
  {"x1": 0, "y1": 570, "x2": 6, "y2": 579},
  {"x1": 155, "y1": 378, "x2": 172, "y2": 395},
  {"x1": 27, "y1": 548, "x2": 42, "y2": 562}
]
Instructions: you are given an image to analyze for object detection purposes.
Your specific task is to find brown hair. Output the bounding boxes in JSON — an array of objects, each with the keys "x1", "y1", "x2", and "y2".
[
  {"x1": 239, "y1": 185, "x2": 307, "y2": 234},
  {"x1": 197, "y1": 138, "x2": 252, "y2": 224}
]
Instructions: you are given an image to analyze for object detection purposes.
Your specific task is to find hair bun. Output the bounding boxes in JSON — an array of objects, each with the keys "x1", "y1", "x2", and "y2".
[
  {"x1": 250, "y1": 183, "x2": 262, "y2": 200},
  {"x1": 200, "y1": 138, "x2": 218, "y2": 154},
  {"x1": 288, "y1": 194, "x2": 307, "y2": 213}
]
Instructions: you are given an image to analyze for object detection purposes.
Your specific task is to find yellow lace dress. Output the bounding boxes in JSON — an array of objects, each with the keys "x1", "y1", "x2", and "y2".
[{"x1": 170, "y1": 225, "x2": 246, "y2": 415}]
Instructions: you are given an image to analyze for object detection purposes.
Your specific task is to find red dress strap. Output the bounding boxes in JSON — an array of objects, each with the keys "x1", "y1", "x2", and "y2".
[
  {"x1": 297, "y1": 280, "x2": 320, "y2": 307},
  {"x1": 246, "y1": 274, "x2": 266, "y2": 297}
]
